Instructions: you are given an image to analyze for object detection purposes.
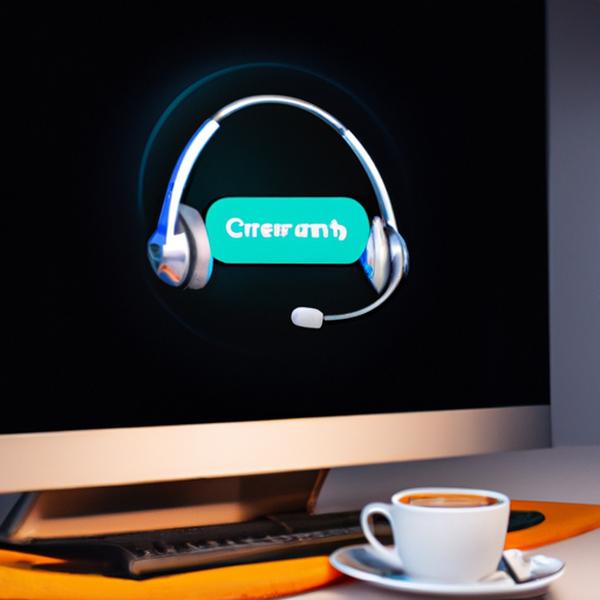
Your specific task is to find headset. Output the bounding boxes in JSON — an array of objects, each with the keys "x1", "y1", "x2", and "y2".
[{"x1": 147, "y1": 95, "x2": 409, "y2": 329}]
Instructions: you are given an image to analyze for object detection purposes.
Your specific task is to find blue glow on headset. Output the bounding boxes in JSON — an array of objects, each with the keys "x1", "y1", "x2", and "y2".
[
  {"x1": 359, "y1": 247, "x2": 374, "y2": 279},
  {"x1": 207, "y1": 255, "x2": 214, "y2": 282},
  {"x1": 147, "y1": 230, "x2": 165, "y2": 254},
  {"x1": 156, "y1": 118, "x2": 219, "y2": 240}
]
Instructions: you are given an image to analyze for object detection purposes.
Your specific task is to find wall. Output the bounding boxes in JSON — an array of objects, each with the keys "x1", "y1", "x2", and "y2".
[{"x1": 547, "y1": 0, "x2": 600, "y2": 445}]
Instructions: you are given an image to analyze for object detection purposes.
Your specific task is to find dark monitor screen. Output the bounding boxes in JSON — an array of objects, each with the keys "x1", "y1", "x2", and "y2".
[{"x1": 6, "y1": 3, "x2": 548, "y2": 433}]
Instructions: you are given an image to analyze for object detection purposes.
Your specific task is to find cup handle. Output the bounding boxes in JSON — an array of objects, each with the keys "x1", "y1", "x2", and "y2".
[{"x1": 360, "y1": 502, "x2": 404, "y2": 570}]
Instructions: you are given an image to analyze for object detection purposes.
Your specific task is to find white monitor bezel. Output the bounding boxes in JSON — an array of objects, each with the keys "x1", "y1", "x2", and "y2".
[{"x1": 0, "y1": 406, "x2": 550, "y2": 493}]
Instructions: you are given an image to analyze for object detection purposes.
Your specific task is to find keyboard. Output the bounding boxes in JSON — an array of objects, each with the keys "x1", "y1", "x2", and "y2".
[{"x1": 0, "y1": 509, "x2": 544, "y2": 578}]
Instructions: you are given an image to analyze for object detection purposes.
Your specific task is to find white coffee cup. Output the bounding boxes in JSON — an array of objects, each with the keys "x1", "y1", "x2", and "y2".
[{"x1": 360, "y1": 487, "x2": 510, "y2": 582}]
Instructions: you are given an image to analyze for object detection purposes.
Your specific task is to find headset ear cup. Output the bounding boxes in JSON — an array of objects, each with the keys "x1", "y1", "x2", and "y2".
[
  {"x1": 177, "y1": 204, "x2": 213, "y2": 289},
  {"x1": 359, "y1": 216, "x2": 390, "y2": 293}
]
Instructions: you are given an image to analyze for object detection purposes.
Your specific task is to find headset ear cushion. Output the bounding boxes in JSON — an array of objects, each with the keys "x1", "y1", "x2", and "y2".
[
  {"x1": 359, "y1": 216, "x2": 390, "y2": 293},
  {"x1": 177, "y1": 204, "x2": 213, "y2": 289}
]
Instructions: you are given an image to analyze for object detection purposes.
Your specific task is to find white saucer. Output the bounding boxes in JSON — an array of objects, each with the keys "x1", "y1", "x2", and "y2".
[{"x1": 329, "y1": 544, "x2": 565, "y2": 599}]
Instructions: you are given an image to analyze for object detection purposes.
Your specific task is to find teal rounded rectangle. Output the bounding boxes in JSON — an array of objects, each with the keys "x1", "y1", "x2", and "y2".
[{"x1": 205, "y1": 197, "x2": 370, "y2": 264}]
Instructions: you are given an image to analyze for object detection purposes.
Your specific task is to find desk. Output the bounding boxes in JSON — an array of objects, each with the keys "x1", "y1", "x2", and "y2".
[
  {"x1": 292, "y1": 445, "x2": 600, "y2": 600},
  {"x1": 0, "y1": 447, "x2": 597, "y2": 599}
]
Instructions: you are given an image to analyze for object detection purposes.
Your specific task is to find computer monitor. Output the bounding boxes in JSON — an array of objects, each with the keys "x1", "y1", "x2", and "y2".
[{"x1": 1, "y1": 5, "x2": 549, "y2": 501}]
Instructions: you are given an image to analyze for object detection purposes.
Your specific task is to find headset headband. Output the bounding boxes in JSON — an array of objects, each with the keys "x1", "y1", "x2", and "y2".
[{"x1": 154, "y1": 95, "x2": 398, "y2": 247}]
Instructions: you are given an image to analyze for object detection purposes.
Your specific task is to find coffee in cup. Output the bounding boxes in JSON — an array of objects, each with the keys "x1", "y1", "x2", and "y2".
[
  {"x1": 360, "y1": 487, "x2": 510, "y2": 582},
  {"x1": 400, "y1": 492, "x2": 499, "y2": 508}
]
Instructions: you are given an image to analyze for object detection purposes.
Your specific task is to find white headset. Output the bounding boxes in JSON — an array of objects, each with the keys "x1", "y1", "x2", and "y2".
[{"x1": 147, "y1": 95, "x2": 409, "y2": 328}]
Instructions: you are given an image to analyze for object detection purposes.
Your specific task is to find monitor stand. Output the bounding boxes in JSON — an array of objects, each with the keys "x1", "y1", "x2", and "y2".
[{"x1": 1, "y1": 469, "x2": 329, "y2": 541}]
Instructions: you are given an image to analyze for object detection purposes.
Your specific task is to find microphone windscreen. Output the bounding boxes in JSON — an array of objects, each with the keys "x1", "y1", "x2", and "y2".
[{"x1": 291, "y1": 307, "x2": 324, "y2": 329}]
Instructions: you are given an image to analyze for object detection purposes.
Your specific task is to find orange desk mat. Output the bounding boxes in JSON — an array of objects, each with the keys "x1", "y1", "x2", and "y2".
[{"x1": 1, "y1": 500, "x2": 598, "y2": 600}]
